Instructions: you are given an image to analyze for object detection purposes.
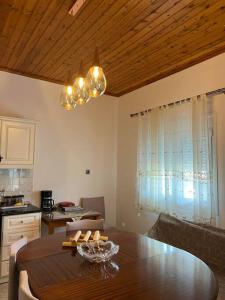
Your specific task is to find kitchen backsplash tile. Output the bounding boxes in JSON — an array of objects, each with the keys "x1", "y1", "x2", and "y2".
[
  {"x1": 0, "y1": 169, "x2": 33, "y2": 203},
  {"x1": 20, "y1": 169, "x2": 33, "y2": 178}
]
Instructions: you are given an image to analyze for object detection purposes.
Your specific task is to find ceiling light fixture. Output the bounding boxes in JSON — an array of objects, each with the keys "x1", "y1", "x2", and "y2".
[
  {"x1": 60, "y1": 49, "x2": 107, "y2": 111},
  {"x1": 73, "y1": 60, "x2": 90, "y2": 106},
  {"x1": 60, "y1": 72, "x2": 76, "y2": 111},
  {"x1": 87, "y1": 48, "x2": 107, "y2": 98}
]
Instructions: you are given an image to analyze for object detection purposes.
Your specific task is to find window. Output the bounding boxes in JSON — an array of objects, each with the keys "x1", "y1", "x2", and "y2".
[{"x1": 136, "y1": 94, "x2": 218, "y2": 223}]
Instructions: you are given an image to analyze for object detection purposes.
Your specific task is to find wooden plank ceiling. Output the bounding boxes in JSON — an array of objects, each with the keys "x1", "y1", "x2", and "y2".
[{"x1": 0, "y1": 0, "x2": 225, "y2": 97}]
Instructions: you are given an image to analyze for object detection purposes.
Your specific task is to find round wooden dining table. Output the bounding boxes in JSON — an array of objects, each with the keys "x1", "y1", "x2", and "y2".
[{"x1": 16, "y1": 229, "x2": 218, "y2": 300}]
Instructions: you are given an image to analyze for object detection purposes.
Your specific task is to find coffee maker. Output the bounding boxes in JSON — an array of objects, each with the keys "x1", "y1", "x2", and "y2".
[{"x1": 41, "y1": 190, "x2": 54, "y2": 212}]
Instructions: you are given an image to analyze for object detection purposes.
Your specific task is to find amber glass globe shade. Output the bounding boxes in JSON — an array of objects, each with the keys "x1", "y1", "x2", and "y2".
[
  {"x1": 73, "y1": 76, "x2": 90, "y2": 105},
  {"x1": 60, "y1": 85, "x2": 76, "y2": 111},
  {"x1": 87, "y1": 66, "x2": 107, "y2": 98}
]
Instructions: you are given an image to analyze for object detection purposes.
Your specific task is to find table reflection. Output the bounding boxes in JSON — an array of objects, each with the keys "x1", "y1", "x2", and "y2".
[{"x1": 77, "y1": 260, "x2": 120, "y2": 280}]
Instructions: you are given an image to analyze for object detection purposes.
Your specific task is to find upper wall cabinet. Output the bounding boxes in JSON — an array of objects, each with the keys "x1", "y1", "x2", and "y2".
[{"x1": 0, "y1": 117, "x2": 36, "y2": 168}]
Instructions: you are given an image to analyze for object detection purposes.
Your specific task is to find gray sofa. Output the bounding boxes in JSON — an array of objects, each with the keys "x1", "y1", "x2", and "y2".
[{"x1": 148, "y1": 213, "x2": 225, "y2": 299}]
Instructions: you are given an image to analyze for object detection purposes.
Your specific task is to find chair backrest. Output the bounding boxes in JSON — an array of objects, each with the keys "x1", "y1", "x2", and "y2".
[
  {"x1": 8, "y1": 238, "x2": 28, "y2": 300},
  {"x1": 66, "y1": 218, "x2": 104, "y2": 232},
  {"x1": 19, "y1": 270, "x2": 39, "y2": 300},
  {"x1": 80, "y1": 196, "x2": 105, "y2": 219}
]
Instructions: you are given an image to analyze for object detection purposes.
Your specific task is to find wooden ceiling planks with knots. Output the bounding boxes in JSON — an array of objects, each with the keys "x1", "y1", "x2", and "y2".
[{"x1": 0, "y1": 0, "x2": 225, "y2": 97}]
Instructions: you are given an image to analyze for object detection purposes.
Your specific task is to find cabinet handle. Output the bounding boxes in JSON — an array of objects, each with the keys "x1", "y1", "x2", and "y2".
[{"x1": 0, "y1": 156, "x2": 3, "y2": 162}]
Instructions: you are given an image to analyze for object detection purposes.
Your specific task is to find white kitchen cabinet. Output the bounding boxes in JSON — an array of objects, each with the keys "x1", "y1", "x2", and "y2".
[
  {"x1": 3, "y1": 213, "x2": 40, "y2": 231},
  {"x1": 0, "y1": 212, "x2": 41, "y2": 278},
  {"x1": 0, "y1": 117, "x2": 36, "y2": 168}
]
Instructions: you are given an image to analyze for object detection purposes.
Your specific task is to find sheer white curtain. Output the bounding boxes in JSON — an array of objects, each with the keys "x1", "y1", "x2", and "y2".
[{"x1": 136, "y1": 94, "x2": 218, "y2": 223}]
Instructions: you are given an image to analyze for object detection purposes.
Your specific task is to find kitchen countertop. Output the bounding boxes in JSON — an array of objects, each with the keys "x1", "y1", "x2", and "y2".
[{"x1": 0, "y1": 204, "x2": 41, "y2": 216}]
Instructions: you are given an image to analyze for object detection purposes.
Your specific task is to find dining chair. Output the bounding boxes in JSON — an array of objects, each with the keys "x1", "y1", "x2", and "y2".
[
  {"x1": 80, "y1": 196, "x2": 105, "y2": 219},
  {"x1": 19, "y1": 270, "x2": 39, "y2": 300},
  {"x1": 66, "y1": 218, "x2": 104, "y2": 231},
  {"x1": 8, "y1": 238, "x2": 28, "y2": 300}
]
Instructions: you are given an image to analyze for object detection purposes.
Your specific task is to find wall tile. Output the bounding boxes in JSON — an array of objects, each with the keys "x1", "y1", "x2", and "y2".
[
  {"x1": 0, "y1": 170, "x2": 10, "y2": 177},
  {"x1": 0, "y1": 169, "x2": 33, "y2": 202},
  {"x1": 20, "y1": 169, "x2": 33, "y2": 178},
  {"x1": 13, "y1": 169, "x2": 20, "y2": 177}
]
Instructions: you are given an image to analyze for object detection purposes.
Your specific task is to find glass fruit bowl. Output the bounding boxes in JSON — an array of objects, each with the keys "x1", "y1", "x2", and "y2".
[{"x1": 77, "y1": 240, "x2": 119, "y2": 263}]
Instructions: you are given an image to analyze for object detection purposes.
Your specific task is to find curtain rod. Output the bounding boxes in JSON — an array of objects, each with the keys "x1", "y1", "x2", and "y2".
[{"x1": 130, "y1": 87, "x2": 225, "y2": 118}]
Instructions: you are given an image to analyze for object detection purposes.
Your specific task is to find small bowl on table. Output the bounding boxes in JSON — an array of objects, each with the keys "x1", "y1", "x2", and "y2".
[{"x1": 77, "y1": 240, "x2": 119, "y2": 263}]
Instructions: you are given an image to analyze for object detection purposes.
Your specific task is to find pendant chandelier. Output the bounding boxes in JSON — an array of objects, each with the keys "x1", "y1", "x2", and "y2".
[
  {"x1": 60, "y1": 72, "x2": 76, "y2": 111},
  {"x1": 87, "y1": 48, "x2": 107, "y2": 98},
  {"x1": 73, "y1": 61, "x2": 90, "y2": 106},
  {"x1": 60, "y1": 48, "x2": 107, "y2": 111}
]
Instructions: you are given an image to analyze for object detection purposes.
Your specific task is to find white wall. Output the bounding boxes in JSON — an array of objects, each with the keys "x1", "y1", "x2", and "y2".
[
  {"x1": 0, "y1": 71, "x2": 118, "y2": 225},
  {"x1": 117, "y1": 53, "x2": 225, "y2": 233}
]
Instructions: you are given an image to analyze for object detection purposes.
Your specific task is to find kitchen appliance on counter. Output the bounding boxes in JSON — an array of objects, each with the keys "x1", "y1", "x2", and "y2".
[
  {"x1": 0, "y1": 195, "x2": 27, "y2": 210},
  {"x1": 41, "y1": 190, "x2": 54, "y2": 212}
]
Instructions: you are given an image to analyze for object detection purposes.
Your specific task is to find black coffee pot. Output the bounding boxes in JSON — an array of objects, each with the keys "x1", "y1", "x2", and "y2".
[{"x1": 41, "y1": 190, "x2": 54, "y2": 212}]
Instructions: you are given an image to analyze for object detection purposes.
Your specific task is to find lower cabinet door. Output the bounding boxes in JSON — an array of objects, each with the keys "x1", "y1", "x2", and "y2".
[
  {"x1": 2, "y1": 229, "x2": 40, "y2": 246},
  {"x1": 3, "y1": 213, "x2": 41, "y2": 232},
  {"x1": 0, "y1": 261, "x2": 9, "y2": 277},
  {"x1": 1, "y1": 246, "x2": 10, "y2": 261}
]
